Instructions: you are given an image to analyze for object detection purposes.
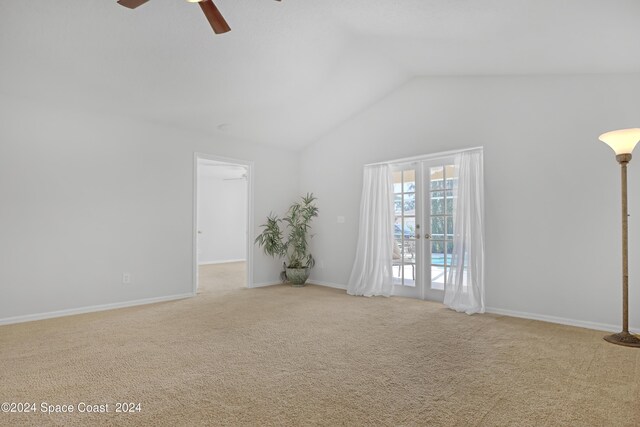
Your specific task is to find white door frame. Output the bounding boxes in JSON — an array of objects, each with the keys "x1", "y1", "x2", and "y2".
[
  {"x1": 390, "y1": 155, "x2": 456, "y2": 302},
  {"x1": 193, "y1": 153, "x2": 254, "y2": 294}
]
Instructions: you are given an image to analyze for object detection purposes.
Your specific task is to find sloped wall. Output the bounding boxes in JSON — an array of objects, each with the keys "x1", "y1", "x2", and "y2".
[{"x1": 300, "y1": 74, "x2": 640, "y2": 331}]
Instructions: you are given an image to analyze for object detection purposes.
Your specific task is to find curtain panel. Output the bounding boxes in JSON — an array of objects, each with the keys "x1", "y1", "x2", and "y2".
[
  {"x1": 347, "y1": 164, "x2": 395, "y2": 297},
  {"x1": 445, "y1": 150, "x2": 485, "y2": 314}
]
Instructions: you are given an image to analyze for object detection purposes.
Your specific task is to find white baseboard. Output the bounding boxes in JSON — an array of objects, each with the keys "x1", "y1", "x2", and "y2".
[
  {"x1": 250, "y1": 281, "x2": 281, "y2": 288},
  {"x1": 307, "y1": 280, "x2": 347, "y2": 290},
  {"x1": 298, "y1": 282, "x2": 639, "y2": 333},
  {"x1": 198, "y1": 259, "x2": 246, "y2": 266},
  {"x1": 485, "y1": 306, "x2": 640, "y2": 334},
  {"x1": 250, "y1": 281, "x2": 347, "y2": 290},
  {"x1": 0, "y1": 293, "x2": 194, "y2": 326}
]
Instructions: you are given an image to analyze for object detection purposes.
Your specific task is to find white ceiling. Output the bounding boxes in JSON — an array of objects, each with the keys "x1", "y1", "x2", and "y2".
[{"x1": 1, "y1": 1, "x2": 639, "y2": 150}]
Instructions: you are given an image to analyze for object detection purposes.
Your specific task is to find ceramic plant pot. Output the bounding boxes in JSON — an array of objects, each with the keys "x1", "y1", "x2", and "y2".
[{"x1": 286, "y1": 268, "x2": 309, "y2": 287}]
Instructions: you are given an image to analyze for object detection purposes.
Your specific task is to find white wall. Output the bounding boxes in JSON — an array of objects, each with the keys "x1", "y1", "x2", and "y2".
[
  {"x1": 4, "y1": 73, "x2": 640, "y2": 332},
  {"x1": 0, "y1": 92, "x2": 298, "y2": 322},
  {"x1": 300, "y1": 74, "x2": 640, "y2": 331},
  {"x1": 197, "y1": 169, "x2": 247, "y2": 264}
]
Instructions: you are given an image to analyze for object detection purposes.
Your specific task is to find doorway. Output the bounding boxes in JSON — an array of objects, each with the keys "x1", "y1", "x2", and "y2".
[
  {"x1": 391, "y1": 155, "x2": 457, "y2": 301},
  {"x1": 193, "y1": 154, "x2": 253, "y2": 293}
]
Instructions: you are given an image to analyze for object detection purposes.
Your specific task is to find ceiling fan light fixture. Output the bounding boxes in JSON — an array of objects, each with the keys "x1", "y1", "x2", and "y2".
[{"x1": 118, "y1": 0, "x2": 280, "y2": 34}]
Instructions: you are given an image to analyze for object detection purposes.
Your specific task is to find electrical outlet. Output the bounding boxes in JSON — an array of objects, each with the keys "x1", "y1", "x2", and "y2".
[
  {"x1": 337, "y1": 216, "x2": 346, "y2": 224},
  {"x1": 122, "y1": 273, "x2": 131, "y2": 284}
]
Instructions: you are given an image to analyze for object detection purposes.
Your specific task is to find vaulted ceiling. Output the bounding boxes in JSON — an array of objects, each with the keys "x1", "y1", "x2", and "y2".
[{"x1": 1, "y1": 1, "x2": 639, "y2": 150}]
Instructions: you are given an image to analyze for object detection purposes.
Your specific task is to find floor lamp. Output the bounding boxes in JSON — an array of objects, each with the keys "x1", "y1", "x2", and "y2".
[{"x1": 599, "y1": 128, "x2": 640, "y2": 347}]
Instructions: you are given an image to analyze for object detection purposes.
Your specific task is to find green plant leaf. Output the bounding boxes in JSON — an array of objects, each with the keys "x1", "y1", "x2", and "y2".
[{"x1": 254, "y1": 194, "x2": 319, "y2": 271}]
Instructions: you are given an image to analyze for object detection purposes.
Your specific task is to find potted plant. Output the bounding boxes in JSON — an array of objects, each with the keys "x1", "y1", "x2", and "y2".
[{"x1": 255, "y1": 193, "x2": 319, "y2": 287}]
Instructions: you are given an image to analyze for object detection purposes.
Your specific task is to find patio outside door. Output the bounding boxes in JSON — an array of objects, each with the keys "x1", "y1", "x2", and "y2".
[{"x1": 391, "y1": 156, "x2": 457, "y2": 301}]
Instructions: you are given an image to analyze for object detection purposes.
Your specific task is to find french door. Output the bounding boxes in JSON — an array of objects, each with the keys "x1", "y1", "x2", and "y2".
[{"x1": 391, "y1": 157, "x2": 457, "y2": 301}]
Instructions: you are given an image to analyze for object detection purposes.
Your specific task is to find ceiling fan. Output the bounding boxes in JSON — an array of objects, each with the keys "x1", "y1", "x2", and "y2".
[{"x1": 117, "y1": 0, "x2": 281, "y2": 35}]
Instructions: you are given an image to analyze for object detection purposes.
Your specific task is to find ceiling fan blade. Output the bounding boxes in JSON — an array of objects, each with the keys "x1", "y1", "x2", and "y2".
[
  {"x1": 117, "y1": 0, "x2": 151, "y2": 9},
  {"x1": 199, "y1": 0, "x2": 231, "y2": 34}
]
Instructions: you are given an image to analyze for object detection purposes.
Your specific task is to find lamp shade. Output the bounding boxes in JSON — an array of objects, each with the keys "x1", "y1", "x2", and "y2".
[{"x1": 599, "y1": 128, "x2": 640, "y2": 155}]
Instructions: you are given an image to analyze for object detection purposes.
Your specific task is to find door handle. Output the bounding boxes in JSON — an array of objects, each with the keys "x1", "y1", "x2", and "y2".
[{"x1": 425, "y1": 234, "x2": 431, "y2": 239}]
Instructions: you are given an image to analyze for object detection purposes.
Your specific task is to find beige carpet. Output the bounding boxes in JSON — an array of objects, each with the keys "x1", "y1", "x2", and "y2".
[
  {"x1": 1, "y1": 267, "x2": 639, "y2": 426},
  {"x1": 198, "y1": 262, "x2": 247, "y2": 293}
]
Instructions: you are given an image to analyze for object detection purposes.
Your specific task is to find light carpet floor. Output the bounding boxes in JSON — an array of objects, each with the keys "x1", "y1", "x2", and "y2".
[{"x1": 1, "y1": 265, "x2": 639, "y2": 426}]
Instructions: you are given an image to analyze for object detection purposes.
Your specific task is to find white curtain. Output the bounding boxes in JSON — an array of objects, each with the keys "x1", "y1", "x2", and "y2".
[
  {"x1": 445, "y1": 150, "x2": 485, "y2": 314},
  {"x1": 347, "y1": 164, "x2": 394, "y2": 297}
]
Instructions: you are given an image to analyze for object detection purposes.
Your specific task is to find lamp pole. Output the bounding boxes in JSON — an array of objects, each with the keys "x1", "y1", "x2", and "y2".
[{"x1": 600, "y1": 130, "x2": 640, "y2": 347}]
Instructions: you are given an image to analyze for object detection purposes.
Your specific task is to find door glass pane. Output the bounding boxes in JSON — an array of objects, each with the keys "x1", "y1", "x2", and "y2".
[
  {"x1": 392, "y1": 237, "x2": 403, "y2": 284},
  {"x1": 392, "y1": 267, "x2": 403, "y2": 284},
  {"x1": 403, "y1": 169, "x2": 416, "y2": 192},
  {"x1": 431, "y1": 240, "x2": 445, "y2": 266},
  {"x1": 431, "y1": 192, "x2": 444, "y2": 215},
  {"x1": 431, "y1": 236, "x2": 446, "y2": 290},
  {"x1": 392, "y1": 265, "x2": 404, "y2": 285},
  {"x1": 403, "y1": 193, "x2": 415, "y2": 215},
  {"x1": 393, "y1": 239, "x2": 416, "y2": 287},
  {"x1": 404, "y1": 217, "x2": 416, "y2": 239},
  {"x1": 446, "y1": 216, "x2": 454, "y2": 239},
  {"x1": 392, "y1": 170, "x2": 403, "y2": 193},
  {"x1": 403, "y1": 239, "x2": 416, "y2": 261},
  {"x1": 403, "y1": 262, "x2": 416, "y2": 287},
  {"x1": 394, "y1": 194, "x2": 403, "y2": 215},
  {"x1": 445, "y1": 165, "x2": 457, "y2": 189},
  {"x1": 431, "y1": 264, "x2": 445, "y2": 290},
  {"x1": 430, "y1": 167, "x2": 444, "y2": 190},
  {"x1": 393, "y1": 237, "x2": 403, "y2": 258},
  {"x1": 431, "y1": 217, "x2": 444, "y2": 240},
  {"x1": 446, "y1": 195, "x2": 455, "y2": 215},
  {"x1": 394, "y1": 217, "x2": 403, "y2": 239}
]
